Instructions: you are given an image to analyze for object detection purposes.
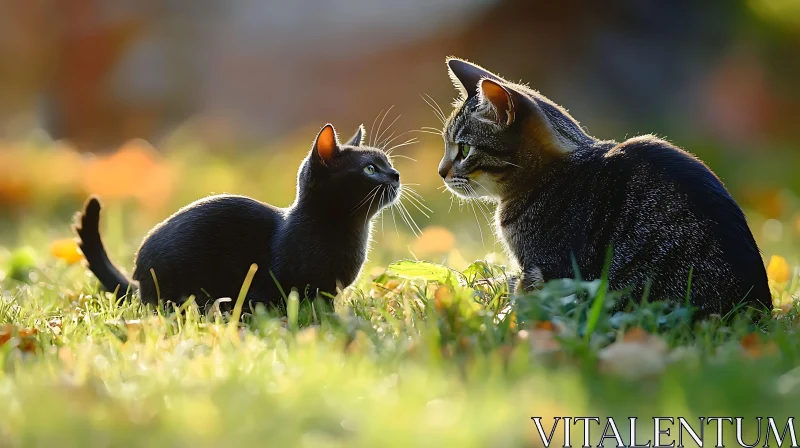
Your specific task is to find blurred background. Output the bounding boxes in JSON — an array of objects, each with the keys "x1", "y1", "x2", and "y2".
[{"x1": 0, "y1": 0, "x2": 799, "y2": 272}]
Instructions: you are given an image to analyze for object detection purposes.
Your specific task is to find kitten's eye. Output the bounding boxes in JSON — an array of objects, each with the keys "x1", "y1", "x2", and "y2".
[
  {"x1": 459, "y1": 143, "x2": 472, "y2": 158},
  {"x1": 363, "y1": 164, "x2": 376, "y2": 175}
]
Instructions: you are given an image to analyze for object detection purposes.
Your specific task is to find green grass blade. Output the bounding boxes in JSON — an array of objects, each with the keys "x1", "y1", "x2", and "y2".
[{"x1": 229, "y1": 263, "x2": 258, "y2": 328}]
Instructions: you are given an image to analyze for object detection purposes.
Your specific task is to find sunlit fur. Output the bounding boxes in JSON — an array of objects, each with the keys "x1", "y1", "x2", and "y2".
[
  {"x1": 75, "y1": 124, "x2": 403, "y2": 309},
  {"x1": 439, "y1": 57, "x2": 771, "y2": 318}
]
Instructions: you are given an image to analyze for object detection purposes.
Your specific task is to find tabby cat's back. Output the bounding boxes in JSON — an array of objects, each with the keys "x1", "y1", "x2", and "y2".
[{"x1": 439, "y1": 57, "x2": 770, "y2": 317}]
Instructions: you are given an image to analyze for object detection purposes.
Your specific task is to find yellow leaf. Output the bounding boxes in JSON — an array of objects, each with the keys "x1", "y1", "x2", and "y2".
[
  {"x1": 51, "y1": 238, "x2": 84, "y2": 264},
  {"x1": 767, "y1": 255, "x2": 791, "y2": 283}
]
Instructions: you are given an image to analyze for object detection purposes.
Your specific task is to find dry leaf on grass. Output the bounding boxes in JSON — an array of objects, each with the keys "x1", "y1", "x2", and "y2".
[
  {"x1": 598, "y1": 327, "x2": 668, "y2": 379},
  {"x1": 740, "y1": 333, "x2": 778, "y2": 359},
  {"x1": 0, "y1": 324, "x2": 39, "y2": 352},
  {"x1": 518, "y1": 321, "x2": 563, "y2": 358}
]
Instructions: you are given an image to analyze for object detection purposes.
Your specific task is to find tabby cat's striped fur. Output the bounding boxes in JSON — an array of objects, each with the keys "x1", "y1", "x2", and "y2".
[{"x1": 438, "y1": 57, "x2": 771, "y2": 317}]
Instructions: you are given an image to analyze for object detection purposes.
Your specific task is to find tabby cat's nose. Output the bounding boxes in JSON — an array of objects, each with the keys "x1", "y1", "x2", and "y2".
[{"x1": 438, "y1": 160, "x2": 452, "y2": 179}]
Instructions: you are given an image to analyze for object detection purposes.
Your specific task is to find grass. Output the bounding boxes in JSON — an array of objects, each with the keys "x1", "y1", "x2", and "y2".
[
  {"x1": 1, "y1": 244, "x2": 800, "y2": 447},
  {"x1": 1, "y1": 136, "x2": 800, "y2": 446}
]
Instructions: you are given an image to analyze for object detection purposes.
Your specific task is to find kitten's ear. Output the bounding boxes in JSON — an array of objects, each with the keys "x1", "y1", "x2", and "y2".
[
  {"x1": 446, "y1": 57, "x2": 503, "y2": 99},
  {"x1": 313, "y1": 124, "x2": 341, "y2": 164},
  {"x1": 478, "y1": 79, "x2": 515, "y2": 126},
  {"x1": 344, "y1": 124, "x2": 365, "y2": 147}
]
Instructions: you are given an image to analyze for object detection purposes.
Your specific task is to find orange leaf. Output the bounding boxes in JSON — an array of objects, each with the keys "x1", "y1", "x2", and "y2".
[
  {"x1": 51, "y1": 238, "x2": 84, "y2": 264},
  {"x1": 740, "y1": 333, "x2": 777, "y2": 358},
  {"x1": 0, "y1": 324, "x2": 39, "y2": 352},
  {"x1": 0, "y1": 324, "x2": 12, "y2": 345},
  {"x1": 767, "y1": 255, "x2": 791, "y2": 284},
  {"x1": 598, "y1": 331, "x2": 669, "y2": 379},
  {"x1": 622, "y1": 327, "x2": 650, "y2": 343},
  {"x1": 434, "y1": 285, "x2": 452, "y2": 312}
]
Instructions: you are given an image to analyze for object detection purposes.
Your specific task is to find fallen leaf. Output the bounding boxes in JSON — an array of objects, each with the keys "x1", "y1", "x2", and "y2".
[
  {"x1": 598, "y1": 329, "x2": 668, "y2": 379},
  {"x1": 518, "y1": 325, "x2": 562, "y2": 358},
  {"x1": 0, "y1": 324, "x2": 39, "y2": 353},
  {"x1": 740, "y1": 333, "x2": 778, "y2": 359},
  {"x1": 50, "y1": 238, "x2": 84, "y2": 264},
  {"x1": 0, "y1": 324, "x2": 12, "y2": 345},
  {"x1": 622, "y1": 327, "x2": 650, "y2": 343}
]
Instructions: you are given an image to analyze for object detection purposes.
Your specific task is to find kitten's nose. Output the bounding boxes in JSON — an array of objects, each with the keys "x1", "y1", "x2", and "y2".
[{"x1": 389, "y1": 169, "x2": 400, "y2": 182}]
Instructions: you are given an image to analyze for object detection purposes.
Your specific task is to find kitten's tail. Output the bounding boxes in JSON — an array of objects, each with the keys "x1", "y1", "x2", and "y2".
[{"x1": 73, "y1": 196, "x2": 134, "y2": 296}]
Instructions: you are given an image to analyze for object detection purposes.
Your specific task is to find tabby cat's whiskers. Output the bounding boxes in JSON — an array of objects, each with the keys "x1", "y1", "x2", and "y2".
[
  {"x1": 421, "y1": 93, "x2": 447, "y2": 126},
  {"x1": 465, "y1": 186, "x2": 485, "y2": 247}
]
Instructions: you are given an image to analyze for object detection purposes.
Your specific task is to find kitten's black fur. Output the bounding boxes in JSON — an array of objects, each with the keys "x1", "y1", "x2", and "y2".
[
  {"x1": 439, "y1": 58, "x2": 771, "y2": 318},
  {"x1": 75, "y1": 124, "x2": 400, "y2": 307}
]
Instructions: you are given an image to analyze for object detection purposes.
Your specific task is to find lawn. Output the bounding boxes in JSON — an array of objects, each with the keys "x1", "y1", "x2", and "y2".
[{"x1": 1, "y1": 136, "x2": 800, "y2": 447}]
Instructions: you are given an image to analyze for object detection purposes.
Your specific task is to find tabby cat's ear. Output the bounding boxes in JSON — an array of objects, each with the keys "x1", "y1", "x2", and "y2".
[
  {"x1": 478, "y1": 79, "x2": 515, "y2": 126},
  {"x1": 446, "y1": 57, "x2": 503, "y2": 99},
  {"x1": 345, "y1": 124, "x2": 365, "y2": 147},
  {"x1": 313, "y1": 124, "x2": 341, "y2": 165}
]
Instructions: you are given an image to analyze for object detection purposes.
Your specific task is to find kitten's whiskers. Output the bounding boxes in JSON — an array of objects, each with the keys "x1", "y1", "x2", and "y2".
[
  {"x1": 388, "y1": 186, "x2": 400, "y2": 236},
  {"x1": 400, "y1": 189, "x2": 431, "y2": 219},
  {"x1": 381, "y1": 129, "x2": 416, "y2": 151},
  {"x1": 402, "y1": 187, "x2": 433, "y2": 214},
  {"x1": 379, "y1": 188, "x2": 386, "y2": 235},
  {"x1": 373, "y1": 106, "x2": 398, "y2": 149},
  {"x1": 392, "y1": 187, "x2": 423, "y2": 237},
  {"x1": 385, "y1": 137, "x2": 418, "y2": 156},
  {"x1": 413, "y1": 128, "x2": 445, "y2": 137},
  {"x1": 350, "y1": 185, "x2": 382, "y2": 215},
  {"x1": 364, "y1": 185, "x2": 383, "y2": 229},
  {"x1": 389, "y1": 154, "x2": 417, "y2": 162},
  {"x1": 369, "y1": 109, "x2": 387, "y2": 147}
]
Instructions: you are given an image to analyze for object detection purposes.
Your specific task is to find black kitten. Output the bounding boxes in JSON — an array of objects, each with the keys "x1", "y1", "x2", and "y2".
[
  {"x1": 439, "y1": 57, "x2": 771, "y2": 317},
  {"x1": 75, "y1": 123, "x2": 401, "y2": 307}
]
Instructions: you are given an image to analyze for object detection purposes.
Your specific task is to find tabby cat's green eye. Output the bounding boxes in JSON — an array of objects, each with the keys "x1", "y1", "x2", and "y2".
[
  {"x1": 460, "y1": 143, "x2": 471, "y2": 158},
  {"x1": 364, "y1": 165, "x2": 376, "y2": 175}
]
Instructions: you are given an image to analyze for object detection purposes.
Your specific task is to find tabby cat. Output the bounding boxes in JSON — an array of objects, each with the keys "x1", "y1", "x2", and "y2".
[
  {"x1": 438, "y1": 57, "x2": 771, "y2": 317},
  {"x1": 75, "y1": 123, "x2": 400, "y2": 307}
]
